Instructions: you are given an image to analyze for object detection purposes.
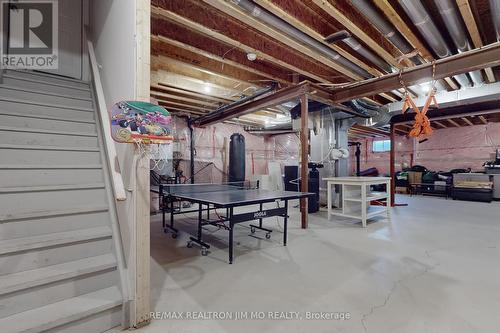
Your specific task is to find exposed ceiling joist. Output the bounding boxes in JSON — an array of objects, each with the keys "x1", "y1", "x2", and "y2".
[
  {"x1": 310, "y1": 0, "x2": 402, "y2": 68},
  {"x1": 151, "y1": 5, "x2": 340, "y2": 84},
  {"x1": 151, "y1": 55, "x2": 259, "y2": 92},
  {"x1": 252, "y1": 0, "x2": 382, "y2": 77},
  {"x1": 150, "y1": 90, "x2": 219, "y2": 107},
  {"x1": 372, "y1": 0, "x2": 434, "y2": 62},
  {"x1": 461, "y1": 117, "x2": 474, "y2": 126},
  {"x1": 447, "y1": 119, "x2": 461, "y2": 127},
  {"x1": 331, "y1": 42, "x2": 500, "y2": 103},
  {"x1": 200, "y1": 0, "x2": 361, "y2": 80},
  {"x1": 479, "y1": 115, "x2": 488, "y2": 124},
  {"x1": 152, "y1": 84, "x2": 234, "y2": 103},
  {"x1": 456, "y1": 0, "x2": 496, "y2": 83},
  {"x1": 151, "y1": 38, "x2": 276, "y2": 86},
  {"x1": 433, "y1": 121, "x2": 447, "y2": 128},
  {"x1": 151, "y1": 71, "x2": 243, "y2": 100}
]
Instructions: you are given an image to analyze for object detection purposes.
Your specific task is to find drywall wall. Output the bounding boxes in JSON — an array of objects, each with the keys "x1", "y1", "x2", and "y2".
[
  {"x1": 349, "y1": 122, "x2": 500, "y2": 174},
  {"x1": 89, "y1": 0, "x2": 151, "y2": 328}
]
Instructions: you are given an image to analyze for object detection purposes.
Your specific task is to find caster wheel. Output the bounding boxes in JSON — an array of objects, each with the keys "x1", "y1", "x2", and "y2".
[
  {"x1": 186, "y1": 241, "x2": 193, "y2": 248},
  {"x1": 250, "y1": 227, "x2": 255, "y2": 234},
  {"x1": 265, "y1": 233, "x2": 271, "y2": 239},
  {"x1": 201, "y1": 248, "x2": 208, "y2": 256},
  {"x1": 171, "y1": 233, "x2": 178, "y2": 239}
]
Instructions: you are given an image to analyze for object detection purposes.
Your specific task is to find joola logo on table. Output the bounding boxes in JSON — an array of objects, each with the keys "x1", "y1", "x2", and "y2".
[{"x1": 253, "y1": 211, "x2": 267, "y2": 218}]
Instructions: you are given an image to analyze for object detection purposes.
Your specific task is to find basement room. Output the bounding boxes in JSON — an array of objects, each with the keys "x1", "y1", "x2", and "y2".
[{"x1": 0, "y1": 0, "x2": 499, "y2": 333}]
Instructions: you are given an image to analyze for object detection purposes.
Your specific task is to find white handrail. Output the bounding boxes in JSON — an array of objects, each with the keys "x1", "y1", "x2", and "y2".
[{"x1": 87, "y1": 40, "x2": 127, "y2": 201}]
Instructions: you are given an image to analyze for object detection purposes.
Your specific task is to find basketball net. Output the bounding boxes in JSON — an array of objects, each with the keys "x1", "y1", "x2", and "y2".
[{"x1": 133, "y1": 139, "x2": 170, "y2": 171}]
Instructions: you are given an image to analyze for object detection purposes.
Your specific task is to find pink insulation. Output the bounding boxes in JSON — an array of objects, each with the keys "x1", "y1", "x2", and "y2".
[
  {"x1": 173, "y1": 117, "x2": 300, "y2": 183},
  {"x1": 348, "y1": 122, "x2": 500, "y2": 175}
]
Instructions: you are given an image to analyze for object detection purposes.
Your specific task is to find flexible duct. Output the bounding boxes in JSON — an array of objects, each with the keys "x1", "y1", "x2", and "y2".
[
  {"x1": 398, "y1": 0, "x2": 472, "y2": 88},
  {"x1": 232, "y1": 0, "x2": 374, "y2": 78},
  {"x1": 490, "y1": 0, "x2": 500, "y2": 41},
  {"x1": 434, "y1": 0, "x2": 483, "y2": 86}
]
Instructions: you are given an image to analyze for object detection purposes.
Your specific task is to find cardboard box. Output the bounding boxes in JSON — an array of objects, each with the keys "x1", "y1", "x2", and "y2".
[{"x1": 408, "y1": 171, "x2": 422, "y2": 184}]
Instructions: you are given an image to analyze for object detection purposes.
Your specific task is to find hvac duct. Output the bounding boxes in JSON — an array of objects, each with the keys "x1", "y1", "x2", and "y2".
[
  {"x1": 350, "y1": 0, "x2": 423, "y2": 65},
  {"x1": 434, "y1": 0, "x2": 484, "y2": 86},
  {"x1": 398, "y1": 0, "x2": 472, "y2": 88},
  {"x1": 232, "y1": 0, "x2": 376, "y2": 78},
  {"x1": 491, "y1": 0, "x2": 500, "y2": 41},
  {"x1": 343, "y1": 37, "x2": 392, "y2": 73}
]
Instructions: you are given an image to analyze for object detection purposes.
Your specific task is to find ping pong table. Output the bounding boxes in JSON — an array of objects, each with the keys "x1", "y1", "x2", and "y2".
[{"x1": 152, "y1": 182, "x2": 312, "y2": 264}]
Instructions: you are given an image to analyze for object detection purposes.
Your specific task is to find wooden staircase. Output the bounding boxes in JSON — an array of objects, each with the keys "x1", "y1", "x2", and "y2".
[{"x1": 0, "y1": 70, "x2": 124, "y2": 332}]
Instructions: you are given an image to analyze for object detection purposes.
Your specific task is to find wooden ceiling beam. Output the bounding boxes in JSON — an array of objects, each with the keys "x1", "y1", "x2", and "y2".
[
  {"x1": 150, "y1": 91, "x2": 219, "y2": 108},
  {"x1": 200, "y1": 0, "x2": 361, "y2": 80},
  {"x1": 151, "y1": 71, "x2": 244, "y2": 100},
  {"x1": 151, "y1": 22, "x2": 292, "y2": 85},
  {"x1": 456, "y1": 0, "x2": 496, "y2": 83},
  {"x1": 447, "y1": 119, "x2": 461, "y2": 127},
  {"x1": 151, "y1": 4, "x2": 343, "y2": 84},
  {"x1": 310, "y1": 0, "x2": 402, "y2": 69},
  {"x1": 372, "y1": 0, "x2": 434, "y2": 62},
  {"x1": 151, "y1": 38, "x2": 276, "y2": 86},
  {"x1": 252, "y1": 0, "x2": 382, "y2": 77},
  {"x1": 158, "y1": 103, "x2": 207, "y2": 115},
  {"x1": 151, "y1": 84, "x2": 234, "y2": 104},
  {"x1": 461, "y1": 117, "x2": 474, "y2": 126},
  {"x1": 433, "y1": 121, "x2": 447, "y2": 128},
  {"x1": 154, "y1": 97, "x2": 213, "y2": 112},
  {"x1": 151, "y1": 55, "x2": 259, "y2": 92},
  {"x1": 479, "y1": 115, "x2": 488, "y2": 124}
]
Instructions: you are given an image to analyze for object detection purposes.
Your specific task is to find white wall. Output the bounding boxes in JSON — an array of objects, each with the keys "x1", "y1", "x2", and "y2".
[{"x1": 89, "y1": 0, "x2": 151, "y2": 328}]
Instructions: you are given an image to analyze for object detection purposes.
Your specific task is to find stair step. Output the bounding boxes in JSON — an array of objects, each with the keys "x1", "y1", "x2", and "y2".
[
  {"x1": 0, "y1": 87, "x2": 93, "y2": 110},
  {"x1": 0, "y1": 183, "x2": 105, "y2": 194},
  {"x1": 1, "y1": 73, "x2": 91, "y2": 94},
  {"x1": 0, "y1": 84, "x2": 92, "y2": 102},
  {"x1": 0, "y1": 226, "x2": 112, "y2": 255},
  {"x1": 0, "y1": 144, "x2": 99, "y2": 152},
  {"x1": 0, "y1": 126, "x2": 97, "y2": 137},
  {"x1": 0, "y1": 254, "x2": 117, "y2": 295},
  {"x1": 0, "y1": 286, "x2": 122, "y2": 333},
  {"x1": 0, "y1": 110, "x2": 96, "y2": 124},
  {"x1": 0, "y1": 164, "x2": 102, "y2": 170},
  {"x1": 0, "y1": 205, "x2": 108, "y2": 223},
  {"x1": 0, "y1": 169, "x2": 104, "y2": 188},
  {"x1": 0, "y1": 96, "x2": 93, "y2": 112},
  {"x1": 4, "y1": 70, "x2": 90, "y2": 90},
  {"x1": 0, "y1": 100, "x2": 95, "y2": 122}
]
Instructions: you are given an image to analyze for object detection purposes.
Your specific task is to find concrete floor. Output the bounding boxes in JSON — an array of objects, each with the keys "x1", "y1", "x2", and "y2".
[{"x1": 143, "y1": 195, "x2": 500, "y2": 333}]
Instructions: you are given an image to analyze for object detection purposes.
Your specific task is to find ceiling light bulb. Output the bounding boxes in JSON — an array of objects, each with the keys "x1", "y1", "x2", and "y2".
[{"x1": 247, "y1": 53, "x2": 257, "y2": 61}]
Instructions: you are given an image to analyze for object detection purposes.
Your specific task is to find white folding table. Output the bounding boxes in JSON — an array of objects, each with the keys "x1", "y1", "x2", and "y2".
[{"x1": 324, "y1": 177, "x2": 391, "y2": 227}]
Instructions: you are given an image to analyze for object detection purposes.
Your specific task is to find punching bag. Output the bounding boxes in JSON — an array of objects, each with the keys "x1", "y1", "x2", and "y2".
[{"x1": 229, "y1": 133, "x2": 245, "y2": 183}]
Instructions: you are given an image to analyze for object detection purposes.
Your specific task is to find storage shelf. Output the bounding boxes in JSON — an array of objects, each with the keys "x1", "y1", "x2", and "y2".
[
  {"x1": 344, "y1": 192, "x2": 388, "y2": 202},
  {"x1": 329, "y1": 206, "x2": 387, "y2": 220}
]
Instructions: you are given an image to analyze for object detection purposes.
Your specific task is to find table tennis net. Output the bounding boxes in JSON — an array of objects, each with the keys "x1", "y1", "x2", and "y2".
[{"x1": 164, "y1": 181, "x2": 259, "y2": 195}]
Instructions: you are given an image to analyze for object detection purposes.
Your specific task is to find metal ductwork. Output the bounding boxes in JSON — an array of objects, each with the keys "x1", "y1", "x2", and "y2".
[
  {"x1": 398, "y1": 0, "x2": 472, "y2": 88},
  {"x1": 434, "y1": 0, "x2": 484, "y2": 86},
  {"x1": 232, "y1": 0, "x2": 374, "y2": 78},
  {"x1": 350, "y1": 0, "x2": 423, "y2": 65},
  {"x1": 489, "y1": 0, "x2": 500, "y2": 41},
  {"x1": 342, "y1": 37, "x2": 392, "y2": 73}
]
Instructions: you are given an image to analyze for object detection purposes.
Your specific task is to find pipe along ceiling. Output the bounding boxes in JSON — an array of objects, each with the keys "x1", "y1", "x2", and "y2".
[{"x1": 230, "y1": 0, "x2": 499, "y2": 130}]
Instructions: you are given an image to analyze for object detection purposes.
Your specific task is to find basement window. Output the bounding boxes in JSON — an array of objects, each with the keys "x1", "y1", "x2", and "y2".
[{"x1": 372, "y1": 139, "x2": 391, "y2": 152}]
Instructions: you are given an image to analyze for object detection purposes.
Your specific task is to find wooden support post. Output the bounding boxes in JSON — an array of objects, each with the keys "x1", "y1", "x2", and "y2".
[
  {"x1": 389, "y1": 123, "x2": 396, "y2": 207},
  {"x1": 300, "y1": 94, "x2": 309, "y2": 229}
]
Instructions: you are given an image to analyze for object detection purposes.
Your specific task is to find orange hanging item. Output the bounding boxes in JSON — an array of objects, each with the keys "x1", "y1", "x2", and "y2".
[{"x1": 399, "y1": 62, "x2": 439, "y2": 139}]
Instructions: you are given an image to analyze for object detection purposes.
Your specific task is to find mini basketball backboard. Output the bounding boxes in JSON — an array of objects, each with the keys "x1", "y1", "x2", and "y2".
[{"x1": 110, "y1": 101, "x2": 173, "y2": 144}]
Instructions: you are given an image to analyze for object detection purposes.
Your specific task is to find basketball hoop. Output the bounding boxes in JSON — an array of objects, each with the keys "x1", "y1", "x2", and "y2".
[{"x1": 109, "y1": 101, "x2": 174, "y2": 171}]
